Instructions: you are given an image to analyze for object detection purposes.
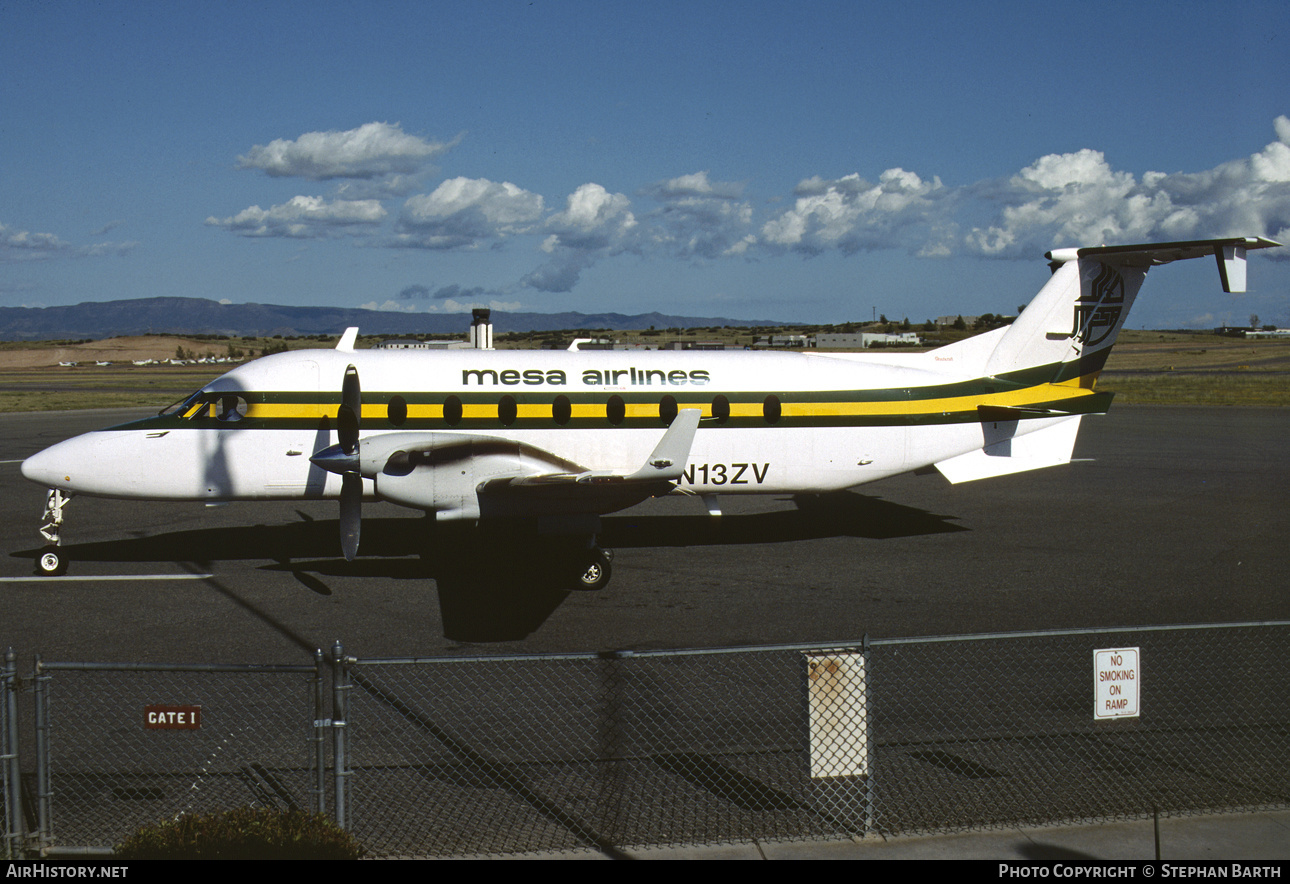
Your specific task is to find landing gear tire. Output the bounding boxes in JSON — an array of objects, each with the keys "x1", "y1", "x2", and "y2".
[
  {"x1": 570, "y1": 549, "x2": 612, "y2": 592},
  {"x1": 37, "y1": 546, "x2": 67, "y2": 577}
]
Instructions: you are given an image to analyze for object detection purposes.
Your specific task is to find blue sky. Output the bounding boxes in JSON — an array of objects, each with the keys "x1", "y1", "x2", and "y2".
[{"x1": 3, "y1": 0, "x2": 1289, "y2": 329}]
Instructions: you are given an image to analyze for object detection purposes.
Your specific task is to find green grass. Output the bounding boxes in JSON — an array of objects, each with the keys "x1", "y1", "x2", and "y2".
[
  {"x1": 0, "y1": 367, "x2": 215, "y2": 413},
  {"x1": 1096, "y1": 372, "x2": 1290, "y2": 407}
]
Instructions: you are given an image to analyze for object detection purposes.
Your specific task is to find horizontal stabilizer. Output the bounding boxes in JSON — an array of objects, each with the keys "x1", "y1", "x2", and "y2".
[
  {"x1": 978, "y1": 394, "x2": 1113, "y2": 422},
  {"x1": 1045, "y1": 236, "x2": 1280, "y2": 293},
  {"x1": 935, "y1": 416, "x2": 1083, "y2": 484}
]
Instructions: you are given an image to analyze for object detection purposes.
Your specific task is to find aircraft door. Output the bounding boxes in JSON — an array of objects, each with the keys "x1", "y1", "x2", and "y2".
[{"x1": 258, "y1": 359, "x2": 326, "y2": 498}]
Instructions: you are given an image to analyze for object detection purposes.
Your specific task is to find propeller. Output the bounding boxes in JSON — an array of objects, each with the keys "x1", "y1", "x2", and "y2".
[
  {"x1": 337, "y1": 365, "x2": 362, "y2": 561},
  {"x1": 310, "y1": 364, "x2": 363, "y2": 561}
]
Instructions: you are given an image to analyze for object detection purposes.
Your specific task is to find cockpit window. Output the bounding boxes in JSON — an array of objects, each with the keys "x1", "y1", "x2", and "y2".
[
  {"x1": 159, "y1": 390, "x2": 207, "y2": 418},
  {"x1": 159, "y1": 391, "x2": 249, "y2": 422},
  {"x1": 215, "y1": 395, "x2": 248, "y2": 422}
]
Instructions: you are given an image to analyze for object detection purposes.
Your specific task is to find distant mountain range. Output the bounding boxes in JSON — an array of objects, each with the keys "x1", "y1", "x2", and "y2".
[{"x1": 0, "y1": 297, "x2": 791, "y2": 341}]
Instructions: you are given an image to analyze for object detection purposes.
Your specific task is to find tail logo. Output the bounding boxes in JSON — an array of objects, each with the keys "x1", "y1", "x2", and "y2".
[{"x1": 1071, "y1": 263, "x2": 1124, "y2": 347}]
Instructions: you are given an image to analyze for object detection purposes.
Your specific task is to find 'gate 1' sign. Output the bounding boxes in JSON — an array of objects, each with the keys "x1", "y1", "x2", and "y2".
[
  {"x1": 145, "y1": 705, "x2": 202, "y2": 730},
  {"x1": 1094, "y1": 648, "x2": 1139, "y2": 720}
]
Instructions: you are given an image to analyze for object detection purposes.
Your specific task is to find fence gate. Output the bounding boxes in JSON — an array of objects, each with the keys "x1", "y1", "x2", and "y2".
[{"x1": 33, "y1": 657, "x2": 324, "y2": 855}]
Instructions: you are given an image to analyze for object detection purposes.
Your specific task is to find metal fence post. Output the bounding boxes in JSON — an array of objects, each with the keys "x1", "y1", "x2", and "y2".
[
  {"x1": 597, "y1": 649, "x2": 631, "y2": 843},
  {"x1": 862, "y1": 633, "x2": 873, "y2": 837},
  {"x1": 32, "y1": 656, "x2": 49, "y2": 854},
  {"x1": 312, "y1": 649, "x2": 326, "y2": 816},
  {"x1": 2, "y1": 649, "x2": 21, "y2": 858},
  {"x1": 330, "y1": 641, "x2": 350, "y2": 831}
]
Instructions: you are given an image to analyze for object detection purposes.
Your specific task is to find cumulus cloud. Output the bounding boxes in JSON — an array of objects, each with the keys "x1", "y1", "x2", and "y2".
[
  {"x1": 641, "y1": 171, "x2": 754, "y2": 258},
  {"x1": 236, "y1": 122, "x2": 456, "y2": 180},
  {"x1": 522, "y1": 251, "x2": 596, "y2": 293},
  {"x1": 1, "y1": 222, "x2": 136, "y2": 261},
  {"x1": 965, "y1": 149, "x2": 1187, "y2": 255},
  {"x1": 544, "y1": 183, "x2": 637, "y2": 250},
  {"x1": 206, "y1": 115, "x2": 1290, "y2": 297},
  {"x1": 964, "y1": 118, "x2": 1290, "y2": 257},
  {"x1": 431, "y1": 297, "x2": 522, "y2": 313},
  {"x1": 518, "y1": 184, "x2": 639, "y2": 292},
  {"x1": 395, "y1": 177, "x2": 544, "y2": 249},
  {"x1": 205, "y1": 196, "x2": 387, "y2": 238},
  {"x1": 749, "y1": 117, "x2": 1290, "y2": 261},
  {"x1": 359, "y1": 299, "x2": 421, "y2": 313},
  {"x1": 642, "y1": 170, "x2": 745, "y2": 201},
  {"x1": 761, "y1": 169, "x2": 950, "y2": 255},
  {"x1": 1, "y1": 223, "x2": 74, "y2": 261}
]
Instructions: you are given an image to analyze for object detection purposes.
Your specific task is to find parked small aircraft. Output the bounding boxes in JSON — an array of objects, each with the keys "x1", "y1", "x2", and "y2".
[{"x1": 21, "y1": 237, "x2": 1279, "y2": 587}]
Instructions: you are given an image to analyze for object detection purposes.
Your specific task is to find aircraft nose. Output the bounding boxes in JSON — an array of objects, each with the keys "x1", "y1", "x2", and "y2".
[{"x1": 21, "y1": 440, "x2": 75, "y2": 489}]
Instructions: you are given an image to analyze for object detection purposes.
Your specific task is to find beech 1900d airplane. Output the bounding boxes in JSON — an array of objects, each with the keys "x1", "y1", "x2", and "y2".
[{"x1": 20, "y1": 237, "x2": 1280, "y2": 588}]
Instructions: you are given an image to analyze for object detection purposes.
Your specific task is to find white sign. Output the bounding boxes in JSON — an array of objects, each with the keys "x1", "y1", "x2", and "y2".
[
  {"x1": 805, "y1": 652, "x2": 867, "y2": 778},
  {"x1": 1094, "y1": 647, "x2": 1140, "y2": 720}
]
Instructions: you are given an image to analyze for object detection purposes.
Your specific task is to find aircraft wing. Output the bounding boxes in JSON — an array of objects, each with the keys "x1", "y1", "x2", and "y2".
[
  {"x1": 474, "y1": 408, "x2": 702, "y2": 518},
  {"x1": 328, "y1": 408, "x2": 703, "y2": 521}
]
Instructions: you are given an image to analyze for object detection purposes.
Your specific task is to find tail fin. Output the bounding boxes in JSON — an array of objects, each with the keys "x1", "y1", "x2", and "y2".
[
  {"x1": 980, "y1": 237, "x2": 1279, "y2": 381},
  {"x1": 929, "y1": 237, "x2": 1278, "y2": 485}
]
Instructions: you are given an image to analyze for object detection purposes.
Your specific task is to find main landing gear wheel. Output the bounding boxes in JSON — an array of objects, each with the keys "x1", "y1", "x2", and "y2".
[
  {"x1": 570, "y1": 549, "x2": 613, "y2": 592},
  {"x1": 37, "y1": 546, "x2": 67, "y2": 577}
]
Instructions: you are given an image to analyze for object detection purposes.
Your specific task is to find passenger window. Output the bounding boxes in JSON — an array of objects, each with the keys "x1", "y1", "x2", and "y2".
[
  {"x1": 388, "y1": 395, "x2": 408, "y2": 426},
  {"x1": 552, "y1": 395, "x2": 571, "y2": 426},
  {"x1": 659, "y1": 395, "x2": 677, "y2": 426},
  {"x1": 443, "y1": 395, "x2": 463, "y2": 426},
  {"x1": 498, "y1": 395, "x2": 517, "y2": 426},
  {"x1": 763, "y1": 395, "x2": 781, "y2": 424},
  {"x1": 711, "y1": 394, "x2": 730, "y2": 423},
  {"x1": 606, "y1": 395, "x2": 625, "y2": 425}
]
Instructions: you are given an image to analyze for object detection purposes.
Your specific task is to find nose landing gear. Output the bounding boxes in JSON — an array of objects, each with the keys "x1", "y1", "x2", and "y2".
[{"x1": 36, "y1": 489, "x2": 71, "y2": 577}]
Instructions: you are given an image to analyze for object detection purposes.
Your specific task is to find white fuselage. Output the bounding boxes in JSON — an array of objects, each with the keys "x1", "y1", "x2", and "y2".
[{"x1": 21, "y1": 345, "x2": 1083, "y2": 507}]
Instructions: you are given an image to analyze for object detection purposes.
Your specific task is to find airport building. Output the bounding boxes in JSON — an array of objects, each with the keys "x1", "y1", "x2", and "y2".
[{"x1": 813, "y1": 332, "x2": 921, "y2": 349}]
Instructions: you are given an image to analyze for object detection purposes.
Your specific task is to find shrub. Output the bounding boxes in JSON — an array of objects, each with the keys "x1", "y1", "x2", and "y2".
[{"x1": 115, "y1": 806, "x2": 363, "y2": 860}]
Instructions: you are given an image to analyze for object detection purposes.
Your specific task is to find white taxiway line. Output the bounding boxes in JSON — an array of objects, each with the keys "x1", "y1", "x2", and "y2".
[{"x1": 0, "y1": 574, "x2": 214, "y2": 583}]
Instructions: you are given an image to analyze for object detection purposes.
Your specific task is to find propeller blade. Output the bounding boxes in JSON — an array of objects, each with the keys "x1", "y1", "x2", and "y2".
[
  {"x1": 340, "y1": 473, "x2": 361, "y2": 561},
  {"x1": 338, "y1": 364, "x2": 361, "y2": 455},
  {"x1": 335, "y1": 364, "x2": 362, "y2": 560}
]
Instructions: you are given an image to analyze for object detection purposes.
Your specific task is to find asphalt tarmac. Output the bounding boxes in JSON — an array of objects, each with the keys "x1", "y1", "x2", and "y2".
[{"x1": 1, "y1": 406, "x2": 1287, "y2": 664}]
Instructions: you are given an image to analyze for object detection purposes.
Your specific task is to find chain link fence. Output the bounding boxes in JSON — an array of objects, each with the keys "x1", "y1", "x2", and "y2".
[
  {"x1": 2, "y1": 622, "x2": 1287, "y2": 856},
  {"x1": 336, "y1": 622, "x2": 1290, "y2": 856},
  {"x1": 865, "y1": 624, "x2": 1290, "y2": 835},
  {"x1": 32, "y1": 658, "x2": 324, "y2": 854},
  {"x1": 1, "y1": 651, "x2": 19, "y2": 859},
  {"x1": 339, "y1": 645, "x2": 872, "y2": 856}
]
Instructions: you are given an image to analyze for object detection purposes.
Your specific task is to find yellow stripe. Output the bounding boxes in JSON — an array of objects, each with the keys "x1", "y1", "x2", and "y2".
[
  {"x1": 241, "y1": 378, "x2": 1099, "y2": 423},
  {"x1": 782, "y1": 382, "x2": 1099, "y2": 418}
]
